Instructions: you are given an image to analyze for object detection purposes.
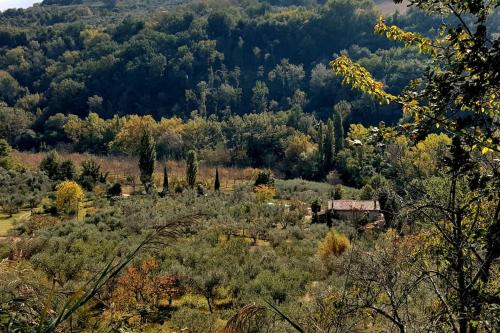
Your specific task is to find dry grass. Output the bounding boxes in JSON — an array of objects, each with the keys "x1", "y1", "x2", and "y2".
[
  {"x1": 13, "y1": 151, "x2": 260, "y2": 190},
  {"x1": 0, "y1": 210, "x2": 30, "y2": 236},
  {"x1": 0, "y1": 219, "x2": 13, "y2": 237}
]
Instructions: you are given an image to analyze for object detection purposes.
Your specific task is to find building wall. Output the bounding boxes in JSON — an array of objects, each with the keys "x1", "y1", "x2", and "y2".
[{"x1": 333, "y1": 210, "x2": 382, "y2": 222}]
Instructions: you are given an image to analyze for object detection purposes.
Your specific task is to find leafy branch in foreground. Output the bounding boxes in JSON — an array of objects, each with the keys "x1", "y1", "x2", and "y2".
[
  {"x1": 222, "y1": 300, "x2": 305, "y2": 333},
  {"x1": 330, "y1": 1, "x2": 500, "y2": 332},
  {"x1": 331, "y1": 7, "x2": 499, "y2": 153}
]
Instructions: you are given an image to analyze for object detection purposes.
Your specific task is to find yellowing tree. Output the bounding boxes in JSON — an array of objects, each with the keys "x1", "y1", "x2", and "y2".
[
  {"x1": 80, "y1": 28, "x2": 111, "y2": 49},
  {"x1": 410, "y1": 133, "x2": 451, "y2": 177},
  {"x1": 56, "y1": 181, "x2": 84, "y2": 215},
  {"x1": 318, "y1": 230, "x2": 350, "y2": 260},
  {"x1": 158, "y1": 117, "x2": 185, "y2": 135},
  {"x1": 254, "y1": 185, "x2": 277, "y2": 202},
  {"x1": 347, "y1": 123, "x2": 370, "y2": 142},
  {"x1": 110, "y1": 115, "x2": 158, "y2": 155},
  {"x1": 284, "y1": 133, "x2": 315, "y2": 161}
]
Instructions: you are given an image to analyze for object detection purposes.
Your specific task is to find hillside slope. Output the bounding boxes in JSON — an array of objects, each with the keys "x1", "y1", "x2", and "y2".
[{"x1": 374, "y1": 0, "x2": 410, "y2": 14}]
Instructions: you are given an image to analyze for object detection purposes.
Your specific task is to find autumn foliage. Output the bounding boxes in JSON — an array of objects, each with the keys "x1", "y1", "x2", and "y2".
[
  {"x1": 254, "y1": 185, "x2": 277, "y2": 202},
  {"x1": 55, "y1": 180, "x2": 84, "y2": 214},
  {"x1": 111, "y1": 258, "x2": 183, "y2": 322},
  {"x1": 318, "y1": 230, "x2": 350, "y2": 259}
]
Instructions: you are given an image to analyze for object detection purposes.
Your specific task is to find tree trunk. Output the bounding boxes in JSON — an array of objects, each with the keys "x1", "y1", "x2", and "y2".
[{"x1": 206, "y1": 296, "x2": 213, "y2": 313}]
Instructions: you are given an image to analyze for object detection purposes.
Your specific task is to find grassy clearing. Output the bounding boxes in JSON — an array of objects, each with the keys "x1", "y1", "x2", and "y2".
[
  {"x1": 0, "y1": 210, "x2": 30, "y2": 236},
  {"x1": 13, "y1": 151, "x2": 259, "y2": 191}
]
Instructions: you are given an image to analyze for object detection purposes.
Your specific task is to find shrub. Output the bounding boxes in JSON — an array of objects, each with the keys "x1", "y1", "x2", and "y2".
[
  {"x1": 0, "y1": 139, "x2": 13, "y2": 169},
  {"x1": 0, "y1": 139, "x2": 11, "y2": 158},
  {"x1": 318, "y1": 230, "x2": 350, "y2": 259},
  {"x1": 107, "y1": 182, "x2": 122, "y2": 196},
  {"x1": 56, "y1": 180, "x2": 84, "y2": 215},
  {"x1": 15, "y1": 215, "x2": 59, "y2": 235},
  {"x1": 58, "y1": 160, "x2": 76, "y2": 181},
  {"x1": 39, "y1": 151, "x2": 60, "y2": 180},
  {"x1": 175, "y1": 183, "x2": 184, "y2": 194},
  {"x1": 39, "y1": 151, "x2": 76, "y2": 181},
  {"x1": 333, "y1": 184, "x2": 342, "y2": 199},
  {"x1": 254, "y1": 185, "x2": 277, "y2": 202},
  {"x1": 0, "y1": 169, "x2": 49, "y2": 216},
  {"x1": 254, "y1": 170, "x2": 274, "y2": 187},
  {"x1": 170, "y1": 308, "x2": 218, "y2": 333},
  {"x1": 196, "y1": 183, "x2": 206, "y2": 196},
  {"x1": 0, "y1": 193, "x2": 24, "y2": 217},
  {"x1": 79, "y1": 159, "x2": 107, "y2": 191},
  {"x1": 360, "y1": 184, "x2": 375, "y2": 200}
]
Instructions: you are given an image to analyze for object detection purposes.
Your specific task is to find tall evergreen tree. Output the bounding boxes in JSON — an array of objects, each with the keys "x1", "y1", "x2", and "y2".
[
  {"x1": 0, "y1": 139, "x2": 12, "y2": 169},
  {"x1": 333, "y1": 100, "x2": 350, "y2": 154},
  {"x1": 139, "y1": 130, "x2": 156, "y2": 194},
  {"x1": 186, "y1": 150, "x2": 198, "y2": 189},
  {"x1": 39, "y1": 151, "x2": 60, "y2": 180},
  {"x1": 161, "y1": 165, "x2": 169, "y2": 196},
  {"x1": 318, "y1": 122, "x2": 324, "y2": 162},
  {"x1": 251, "y1": 81, "x2": 269, "y2": 113},
  {"x1": 214, "y1": 167, "x2": 220, "y2": 191},
  {"x1": 323, "y1": 119, "x2": 335, "y2": 173}
]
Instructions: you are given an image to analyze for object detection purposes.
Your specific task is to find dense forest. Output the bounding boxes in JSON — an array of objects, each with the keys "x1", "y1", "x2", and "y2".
[
  {"x1": 0, "y1": 0, "x2": 457, "y2": 156},
  {"x1": 0, "y1": 0, "x2": 499, "y2": 332}
]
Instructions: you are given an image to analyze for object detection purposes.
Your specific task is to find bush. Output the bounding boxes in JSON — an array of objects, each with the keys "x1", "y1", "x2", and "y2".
[
  {"x1": 39, "y1": 151, "x2": 60, "y2": 180},
  {"x1": 79, "y1": 159, "x2": 107, "y2": 191},
  {"x1": 334, "y1": 184, "x2": 342, "y2": 199},
  {"x1": 0, "y1": 139, "x2": 13, "y2": 169},
  {"x1": 254, "y1": 185, "x2": 277, "y2": 202},
  {"x1": 39, "y1": 151, "x2": 76, "y2": 181},
  {"x1": 59, "y1": 160, "x2": 76, "y2": 181},
  {"x1": 0, "y1": 169, "x2": 49, "y2": 216},
  {"x1": 0, "y1": 139, "x2": 11, "y2": 158},
  {"x1": 14, "y1": 215, "x2": 60, "y2": 235},
  {"x1": 318, "y1": 230, "x2": 350, "y2": 259},
  {"x1": 254, "y1": 171, "x2": 274, "y2": 187},
  {"x1": 196, "y1": 183, "x2": 206, "y2": 196},
  {"x1": 107, "y1": 182, "x2": 122, "y2": 196},
  {"x1": 360, "y1": 184, "x2": 375, "y2": 200},
  {"x1": 55, "y1": 180, "x2": 84, "y2": 214},
  {"x1": 170, "y1": 308, "x2": 218, "y2": 333},
  {"x1": 275, "y1": 179, "x2": 332, "y2": 202},
  {"x1": 44, "y1": 205, "x2": 58, "y2": 216},
  {"x1": 0, "y1": 192, "x2": 24, "y2": 217},
  {"x1": 174, "y1": 183, "x2": 184, "y2": 193}
]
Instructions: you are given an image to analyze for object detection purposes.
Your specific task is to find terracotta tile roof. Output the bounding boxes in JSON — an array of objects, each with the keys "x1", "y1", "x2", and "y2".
[{"x1": 328, "y1": 200, "x2": 381, "y2": 211}]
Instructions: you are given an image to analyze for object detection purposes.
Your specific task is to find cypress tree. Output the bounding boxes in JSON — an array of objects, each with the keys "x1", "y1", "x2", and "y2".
[
  {"x1": 39, "y1": 150, "x2": 60, "y2": 180},
  {"x1": 186, "y1": 150, "x2": 198, "y2": 189},
  {"x1": 333, "y1": 101, "x2": 350, "y2": 154},
  {"x1": 139, "y1": 130, "x2": 156, "y2": 194},
  {"x1": 162, "y1": 165, "x2": 169, "y2": 196},
  {"x1": 318, "y1": 122, "x2": 324, "y2": 163},
  {"x1": 0, "y1": 139, "x2": 11, "y2": 158},
  {"x1": 324, "y1": 119, "x2": 335, "y2": 173},
  {"x1": 334, "y1": 110, "x2": 344, "y2": 153},
  {"x1": 214, "y1": 167, "x2": 220, "y2": 191}
]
